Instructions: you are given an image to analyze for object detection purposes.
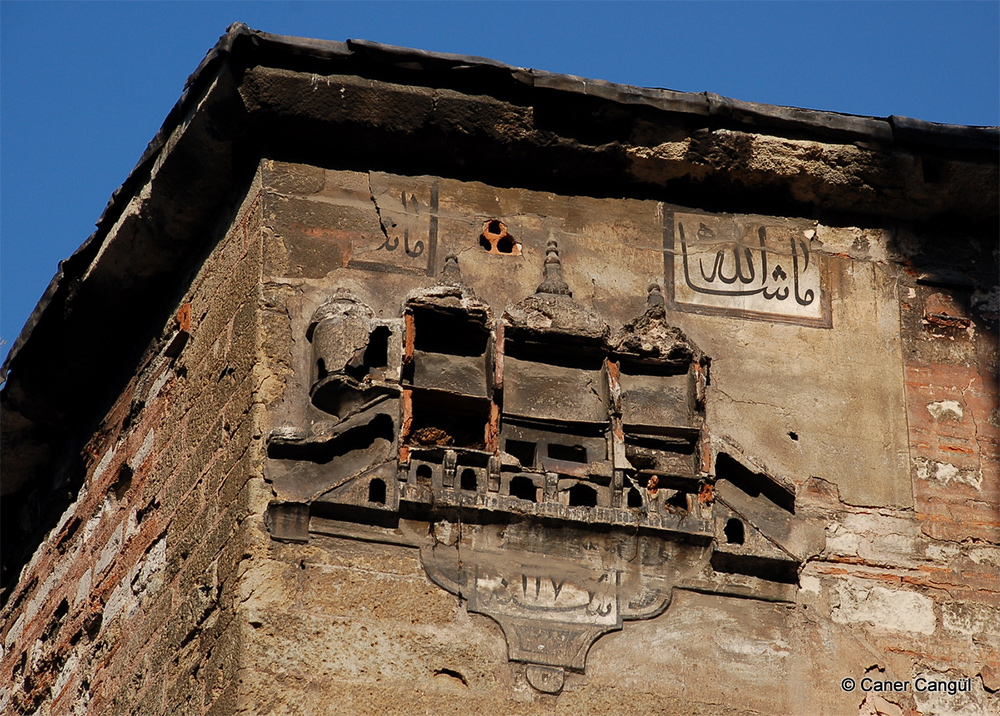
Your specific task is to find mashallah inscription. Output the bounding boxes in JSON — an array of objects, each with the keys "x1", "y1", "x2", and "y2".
[{"x1": 667, "y1": 211, "x2": 830, "y2": 327}]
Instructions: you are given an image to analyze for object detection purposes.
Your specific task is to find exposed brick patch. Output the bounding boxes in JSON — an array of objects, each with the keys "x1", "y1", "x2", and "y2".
[
  {"x1": 904, "y1": 362, "x2": 1000, "y2": 542},
  {"x1": 0, "y1": 186, "x2": 266, "y2": 715}
]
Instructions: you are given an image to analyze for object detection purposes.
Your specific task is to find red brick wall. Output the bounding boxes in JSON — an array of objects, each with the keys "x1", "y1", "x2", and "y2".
[{"x1": 0, "y1": 183, "x2": 267, "y2": 715}]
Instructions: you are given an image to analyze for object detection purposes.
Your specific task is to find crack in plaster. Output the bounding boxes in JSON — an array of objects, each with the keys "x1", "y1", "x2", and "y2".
[
  {"x1": 368, "y1": 173, "x2": 393, "y2": 246},
  {"x1": 712, "y1": 386, "x2": 792, "y2": 416}
]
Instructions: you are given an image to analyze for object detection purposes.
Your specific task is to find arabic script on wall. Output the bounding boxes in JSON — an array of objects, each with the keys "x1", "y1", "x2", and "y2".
[{"x1": 669, "y1": 212, "x2": 830, "y2": 327}]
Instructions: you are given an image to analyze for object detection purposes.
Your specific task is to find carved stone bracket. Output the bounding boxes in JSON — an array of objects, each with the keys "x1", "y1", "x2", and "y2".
[{"x1": 420, "y1": 520, "x2": 711, "y2": 688}]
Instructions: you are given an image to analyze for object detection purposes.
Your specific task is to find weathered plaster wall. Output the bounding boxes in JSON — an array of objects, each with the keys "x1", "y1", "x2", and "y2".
[
  {"x1": 261, "y1": 163, "x2": 916, "y2": 505},
  {"x1": 0, "y1": 179, "x2": 270, "y2": 715},
  {"x1": 237, "y1": 160, "x2": 999, "y2": 715}
]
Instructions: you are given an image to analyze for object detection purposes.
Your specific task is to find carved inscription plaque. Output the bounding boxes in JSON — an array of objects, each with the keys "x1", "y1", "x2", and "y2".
[
  {"x1": 667, "y1": 211, "x2": 831, "y2": 327},
  {"x1": 348, "y1": 172, "x2": 438, "y2": 276}
]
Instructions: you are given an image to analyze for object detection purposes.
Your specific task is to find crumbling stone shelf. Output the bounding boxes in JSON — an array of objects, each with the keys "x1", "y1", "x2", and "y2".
[{"x1": 397, "y1": 482, "x2": 714, "y2": 539}]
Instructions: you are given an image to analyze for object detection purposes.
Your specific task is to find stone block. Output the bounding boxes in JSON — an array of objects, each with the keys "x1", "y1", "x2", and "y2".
[{"x1": 296, "y1": 563, "x2": 461, "y2": 625}]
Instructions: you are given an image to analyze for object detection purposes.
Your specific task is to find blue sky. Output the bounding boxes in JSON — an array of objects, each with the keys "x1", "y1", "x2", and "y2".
[{"x1": 2, "y1": 1, "x2": 998, "y2": 365}]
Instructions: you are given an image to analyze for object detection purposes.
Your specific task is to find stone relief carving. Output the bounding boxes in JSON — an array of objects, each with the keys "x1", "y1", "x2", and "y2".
[{"x1": 265, "y1": 238, "x2": 811, "y2": 693}]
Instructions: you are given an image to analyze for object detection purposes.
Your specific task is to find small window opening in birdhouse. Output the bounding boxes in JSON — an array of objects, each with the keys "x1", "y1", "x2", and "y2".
[
  {"x1": 627, "y1": 487, "x2": 642, "y2": 508},
  {"x1": 368, "y1": 478, "x2": 386, "y2": 504},
  {"x1": 548, "y1": 443, "x2": 587, "y2": 463},
  {"x1": 568, "y1": 483, "x2": 597, "y2": 507},
  {"x1": 664, "y1": 490, "x2": 689, "y2": 513},
  {"x1": 505, "y1": 439, "x2": 537, "y2": 468},
  {"x1": 510, "y1": 475, "x2": 537, "y2": 502}
]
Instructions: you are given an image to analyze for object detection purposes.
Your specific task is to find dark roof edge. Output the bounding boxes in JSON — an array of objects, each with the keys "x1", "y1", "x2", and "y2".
[
  {"x1": 341, "y1": 36, "x2": 998, "y2": 149},
  {"x1": 243, "y1": 25, "x2": 1000, "y2": 151},
  {"x1": 2, "y1": 22, "x2": 997, "y2": 382},
  {"x1": 1, "y1": 23, "x2": 246, "y2": 383}
]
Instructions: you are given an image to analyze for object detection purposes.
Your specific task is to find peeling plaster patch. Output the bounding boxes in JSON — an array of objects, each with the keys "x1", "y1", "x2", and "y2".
[
  {"x1": 926, "y1": 400, "x2": 964, "y2": 422},
  {"x1": 83, "y1": 498, "x2": 113, "y2": 542},
  {"x1": 913, "y1": 682, "x2": 987, "y2": 716},
  {"x1": 103, "y1": 574, "x2": 134, "y2": 624},
  {"x1": 913, "y1": 457, "x2": 982, "y2": 491},
  {"x1": 925, "y1": 543, "x2": 960, "y2": 561},
  {"x1": 124, "y1": 508, "x2": 140, "y2": 542},
  {"x1": 74, "y1": 568, "x2": 92, "y2": 607},
  {"x1": 52, "y1": 650, "x2": 80, "y2": 700},
  {"x1": 799, "y1": 575, "x2": 821, "y2": 594},
  {"x1": 23, "y1": 557, "x2": 70, "y2": 625},
  {"x1": 3, "y1": 614, "x2": 24, "y2": 650},
  {"x1": 716, "y1": 632, "x2": 790, "y2": 659},
  {"x1": 28, "y1": 638, "x2": 45, "y2": 671},
  {"x1": 95, "y1": 522, "x2": 124, "y2": 576},
  {"x1": 859, "y1": 692, "x2": 903, "y2": 716},
  {"x1": 431, "y1": 521, "x2": 458, "y2": 547},
  {"x1": 826, "y1": 523, "x2": 862, "y2": 556},
  {"x1": 133, "y1": 536, "x2": 167, "y2": 599},
  {"x1": 50, "y1": 506, "x2": 78, "y2": 543},
  {"x1": 825, "y1": 513, "x2": 922, "y2": 566},
  {"x1": 91, "y1": 447, "x2": 116, "y2": 484},
  {"x1": 832, "y1": 581, "x2": 935, "y2": 634},
  {"x1": 935, "y1": 462, "x2": 961, "y2": 483},
  {"x1": 814, "y1": 224, "x2": 891, "y2": 262},
  {"x1": 968, "y1": 547, "x2": 1000, "y2": 569},
  {"x1": 145, "y1": 366, "x2": 171, "y2": 402}
]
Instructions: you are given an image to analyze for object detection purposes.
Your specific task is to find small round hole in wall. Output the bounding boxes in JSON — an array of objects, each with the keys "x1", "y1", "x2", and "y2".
[{"x1": 479, "y1": 219, "x2": 521, "y2": 255}]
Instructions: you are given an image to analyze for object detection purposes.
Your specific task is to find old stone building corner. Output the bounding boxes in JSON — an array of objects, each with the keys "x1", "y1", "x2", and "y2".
[{"x1": 1, "y1": 24, "x2": 998, "y2": 716}]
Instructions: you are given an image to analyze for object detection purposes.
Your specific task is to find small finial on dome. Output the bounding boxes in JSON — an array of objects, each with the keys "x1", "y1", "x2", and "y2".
[
  {"x1": 440, "y1": 253, "x2": 462, "y2": 285},
  {"x1": 536, "y1": 240, "x2": 572, "y2": 297},
  {"x1": 646, "y1": 283, "x2": 664, "y2": 309}
]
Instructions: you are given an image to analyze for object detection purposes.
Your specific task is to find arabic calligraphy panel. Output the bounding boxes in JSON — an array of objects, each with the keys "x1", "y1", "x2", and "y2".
[
  {"x1": 348, "y1": 173, "x2": 438, "y2": 276},
  {"x1": 668, "y1": 212, "x2": 831, "y2": 327},
  {"x1": 469, "y1": 562, "x2": 619, "y2": 627}
]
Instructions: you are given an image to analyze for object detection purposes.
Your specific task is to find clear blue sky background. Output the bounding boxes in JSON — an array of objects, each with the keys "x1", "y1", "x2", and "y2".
[{"x1": 2, "y1": 1, "x2": 998, "y2": 365}]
